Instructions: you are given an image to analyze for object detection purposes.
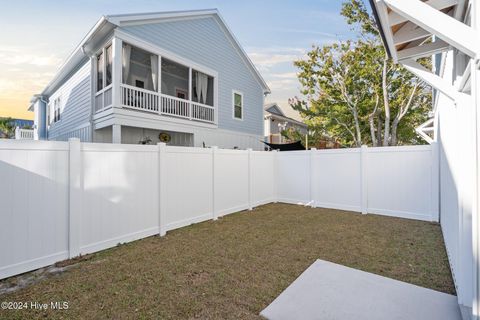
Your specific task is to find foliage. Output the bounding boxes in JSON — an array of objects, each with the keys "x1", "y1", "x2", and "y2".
[
  {"x1": 291, "y1": 0, "x2": 431, "y2": 147},
  {"x1": 0, "y1": 117, "x2": 15, "y2": 139}
]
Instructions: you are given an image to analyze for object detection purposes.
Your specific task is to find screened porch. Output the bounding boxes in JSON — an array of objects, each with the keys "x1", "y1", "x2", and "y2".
[{"x1": 94, "y1": 38, "x2": 216, "y2": 124}]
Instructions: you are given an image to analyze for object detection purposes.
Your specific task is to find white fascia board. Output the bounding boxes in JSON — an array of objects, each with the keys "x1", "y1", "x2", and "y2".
[
  {"x1": 375, "y1": 0, "x2": 399, "y2": 61},
  {"x1": 384, "y1": 0, "x2": 480, "y2": 58},
  {"x1": 388, "y1": 0, "x2": 458, "y2": 26},
  {"x1": 397, "y1": 39, "x2": 450, "y2": 60}
]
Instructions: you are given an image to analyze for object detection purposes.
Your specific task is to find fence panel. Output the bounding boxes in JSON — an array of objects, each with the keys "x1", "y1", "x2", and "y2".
[
  {"x1": 164, "y1": 147, "x2": 214, "y2": 230},
  {"x1": 312, "y1": 149, "x2": 362, "y2": 212},
  {"x1": 0, "y1": 141, "x2": 69, "y2": 279},
  {"x1": 80, "y1": 143, "x2": 159, "y2": 254},
  {"x1": 215, "y1": 149, "x2": 249, "y2": 216},
  {"x1": 367, "y1": 146, "x2": 433, "y2": 221},
  {"x1": 276, "y1": 151, "x2": 310, "y2": 204},
  {"x1": 251, "y1": 151, "x2": 275, "y2": 206}
]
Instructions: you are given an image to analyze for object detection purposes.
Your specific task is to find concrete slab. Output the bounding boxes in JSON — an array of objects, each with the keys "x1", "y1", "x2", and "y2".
[{"x1": 261, "y1": 259, "x2": 461, "y2": 320}]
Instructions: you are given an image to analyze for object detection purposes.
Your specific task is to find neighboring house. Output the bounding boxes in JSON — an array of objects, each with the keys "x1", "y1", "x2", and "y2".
[
  {"x1": 370, "y1": 0, "x2": 478, "y2": 319},
  {"x1": 264, "y1": 103, "x2": 307, "y2": 144},
  {"x1": 0, "y1": 118, "x2": 33, "y2": 139},
  {"x1": 28, "y1": 9, "x2": 270, "y2": 150}
]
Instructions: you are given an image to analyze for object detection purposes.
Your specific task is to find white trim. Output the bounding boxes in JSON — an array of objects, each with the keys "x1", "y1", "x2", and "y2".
[{"x1": 232, "y1": 90, "x2": 244, "y2": 121}]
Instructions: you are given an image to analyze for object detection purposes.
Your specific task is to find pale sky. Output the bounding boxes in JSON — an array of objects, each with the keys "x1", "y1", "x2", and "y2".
[{"x1": 0, "y1": 0, "x2": 352, "y2": 120}]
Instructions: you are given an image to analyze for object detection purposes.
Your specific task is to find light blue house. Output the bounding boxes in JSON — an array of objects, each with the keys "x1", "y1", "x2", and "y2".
[{"x1": 29, "y1": 9, "x2": 270, "y2": 149}]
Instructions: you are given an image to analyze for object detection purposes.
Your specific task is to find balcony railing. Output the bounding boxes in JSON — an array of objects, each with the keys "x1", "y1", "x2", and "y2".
[
  {"x1": 15, "y1": 127, "x2": 34, "y2": 140},
  {"x1": 119, "y1": 84, "x2": 215, "y2": 124}
]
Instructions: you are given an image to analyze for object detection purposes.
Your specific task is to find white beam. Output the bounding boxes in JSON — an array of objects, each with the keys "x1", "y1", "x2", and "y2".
[
  {"x1": 397, "y1": 40, "x2": 450, "y2": 60},
  {"x1": 376, "y1": 0, "x2": 399, "y2": 61},
  {"x1": 388, "y1": 0, "x2": 458, "y2": 26},
  {"x1": 393, "y1": 22, "x2": 431, "y2": 46},
  {"x1": 401, "y1": 58, "x2": 466, "y2": 101},
  {"x1": 384, "y1": 0, "x2": 480, "y2": 58}
]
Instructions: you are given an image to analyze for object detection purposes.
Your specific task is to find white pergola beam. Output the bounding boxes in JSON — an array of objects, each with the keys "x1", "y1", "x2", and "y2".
[
  {"x1": 397, "y1": 40, "x2": 450, "y2": 60},
  {"x1": 388, "y1": 0, "x2": 458, "y2": 26},
  {"x1": 401, "y1": 58, "x2": 464, "y2": 101},
  {"x1": 376, "y1": 0, "x2": 399, "y2": 61},
  {"x1": 384, "y1": 0, "x2": 480, "y2": 58},
  {"x1": 393, "y1": 22, "x2": 431, "y2": 46}
]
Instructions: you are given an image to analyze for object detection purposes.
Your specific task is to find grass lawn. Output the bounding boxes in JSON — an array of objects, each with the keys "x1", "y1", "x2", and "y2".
[{"x1": 0, "y1": 203, "x2": 454, "y2": 319}]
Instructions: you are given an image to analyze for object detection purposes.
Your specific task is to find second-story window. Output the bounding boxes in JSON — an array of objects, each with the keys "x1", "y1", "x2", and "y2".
[
  {"x1": 52, "y1": 97, "x2": 61, "y2": 123},
  {"x1": 105, "y1": 45, "x2": 112, "y2": 86},
  {"x1": 97, "y1": 52, "x2": 104, "y2": 92}
]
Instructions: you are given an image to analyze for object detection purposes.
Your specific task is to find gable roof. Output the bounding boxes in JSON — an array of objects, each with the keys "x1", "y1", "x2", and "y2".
[
  {"x1": 264, "y1": 103, "x2": 306, "y2": 127},
  {"x1": 264, "y1": 103, "x2": 286, "y2": 117},
  {"x1": 30, "y1": 9, "x2": 269, "y2": 107}
]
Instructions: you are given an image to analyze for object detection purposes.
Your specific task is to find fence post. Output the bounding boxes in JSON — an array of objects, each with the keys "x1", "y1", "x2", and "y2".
[
  {"x1": 68, "y1": 138, "x2": 81, "y2": 258},
  {"x1": 431, "y1": 141, "x2": 440, "y2": 222},
  {"x1": 158, "y1": 142, "x2": 167, "y2": 236},
  {"x1": 212, "y1": 146, "x2": 219, "y2": 220},
  {"x1": 310, "y1": 148, "x2": 317, "y2": 208},
  {"x1": 273, "y1": 149, "x2": 279, "y2": 203},
  {"x1": 360, "y1": 145, "x2": 368, "y2": 214},
  {"x1": 248, "y1": 148, "x2": 253, "y2": 210}
]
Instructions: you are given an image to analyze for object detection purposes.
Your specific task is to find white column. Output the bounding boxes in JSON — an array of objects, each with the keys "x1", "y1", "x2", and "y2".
[
  {"x1": 188, "y1": 67, "x2": 192, "y2": 120},
  {"x1": 112, "y1": 124, "x2": 121, "y2": 144},
  {"x1": 158, "y1": 142, "x2": 167, "y2": 236},
  {"x1": 472, "y1": 2, "x2": 480, "y2": 318},
  {"x1": 112, "y1": 37, "x2": 122, "y2": 108},
  {"x1": 212, "y1": 146, "x2": 219, "y2": 220},
  {"x1": 248, "y1": 148, "x2": 253, "y2": 210},
  {"x1": 360, "y1": 145, "x2": 368, "y2": 214},
  {"x1": 68, "y1": 138, "x2": 81, "y2": 258}
]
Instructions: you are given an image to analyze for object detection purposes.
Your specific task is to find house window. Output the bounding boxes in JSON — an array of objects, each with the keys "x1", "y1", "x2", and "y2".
[
  {"x1": 53, "y1": 97, "x2": 61, "y2": 123},
  {"x1": 105, "y1": 45, "x2": 112, "y2": 86},
  {"x1": 233, "y1": 91, "x2": 243, "y2": 120},
  {"x1": 97, "y1": 52, "x2": 104, "y2": 92}
]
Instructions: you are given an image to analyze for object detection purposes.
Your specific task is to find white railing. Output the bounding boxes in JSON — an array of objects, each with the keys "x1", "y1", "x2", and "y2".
[
  {"x1": 119, "y1": 84, "x2": 215, "y2": 124},
  {"x1": 14, "y1": 127, "x2": 34, "y2": 140},
  {"x1": 95, "y1": 85, "x2": 113, "y2": 112},
  {"x1": 121, "y1": 84, "x2": 159, "y2": 112}
]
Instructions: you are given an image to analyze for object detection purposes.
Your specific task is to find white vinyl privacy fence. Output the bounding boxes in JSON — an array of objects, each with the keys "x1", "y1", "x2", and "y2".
[{"x1": 0, "y1": 140, "x2": 436, "y2": 279}]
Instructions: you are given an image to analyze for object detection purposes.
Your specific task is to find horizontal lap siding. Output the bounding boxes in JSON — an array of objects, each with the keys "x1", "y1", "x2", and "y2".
[
  {"x1": 120, "y1": 17, "x2": 264, "y2": 136},
  {"x1": 48, "y1": 60, "x2": 91, "y2": 141}
]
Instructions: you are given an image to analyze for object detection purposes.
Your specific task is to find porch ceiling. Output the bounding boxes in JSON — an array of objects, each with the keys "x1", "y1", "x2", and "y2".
[{"x1": 370, "y1": 0, "x2": 470, "y2": 62}]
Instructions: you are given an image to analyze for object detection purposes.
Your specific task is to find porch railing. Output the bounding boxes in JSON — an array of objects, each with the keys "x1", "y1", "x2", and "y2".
[
  {"x1": 15, "y1": 127, "x2": 34, "y2": 140},
  {"x1": 119, "y1": 84, "x2": 215, "y2": 124}
]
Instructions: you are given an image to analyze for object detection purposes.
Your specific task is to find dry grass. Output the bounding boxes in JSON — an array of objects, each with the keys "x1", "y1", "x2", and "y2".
[{"x1": 0, "y1": 203, "x2": 454, "y2": 319}]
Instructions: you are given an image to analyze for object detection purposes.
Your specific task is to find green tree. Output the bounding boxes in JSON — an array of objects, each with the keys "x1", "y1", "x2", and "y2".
[
  {"x1": 0, "y1": 118, "x2": 15, "y2": 139},
  {"x1": 291, "y1": 0, "x2": 430, "y2": 147}
]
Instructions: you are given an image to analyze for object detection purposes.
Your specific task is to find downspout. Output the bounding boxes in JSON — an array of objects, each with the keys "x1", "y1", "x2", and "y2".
[{"x1": 82, "y1": 44, "x2": 95, "y2": 143}]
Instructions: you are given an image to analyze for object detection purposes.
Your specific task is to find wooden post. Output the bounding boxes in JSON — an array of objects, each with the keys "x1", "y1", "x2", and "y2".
[
  {"x1": 360, "y1": 145, "x2": 368, "y2": 214},
  {"x1": 158, "y1": 142, "x2": 167, "y2": 236},
  {"x1": 68, "y1": 138, "x2": 81, "y2": 258}
]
